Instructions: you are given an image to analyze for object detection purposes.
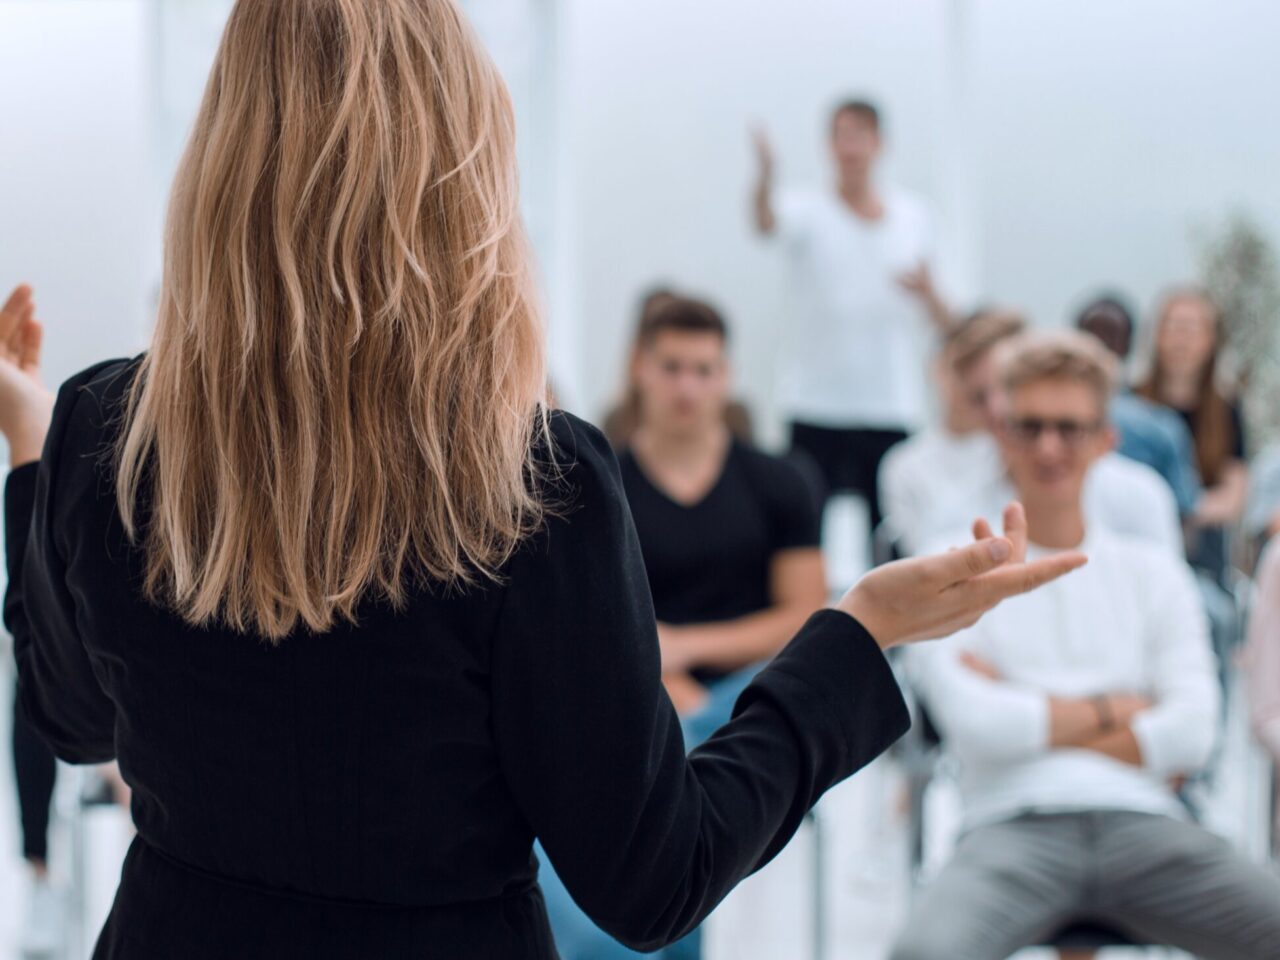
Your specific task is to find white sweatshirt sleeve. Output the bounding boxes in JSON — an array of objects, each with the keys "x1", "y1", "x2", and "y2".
[
  {"x1": 1245, "y1": 542, "x2": 1280, "y2": 764},
  {"x1": 877, "y1": 445, "x2": 917, "y2": 554},
  {"x1": 909, "y1": 639, "x2": 1050, "y2": 764},
  {"x1": 1129, "y1": 556, "x2": 1221, "y2": 778}
]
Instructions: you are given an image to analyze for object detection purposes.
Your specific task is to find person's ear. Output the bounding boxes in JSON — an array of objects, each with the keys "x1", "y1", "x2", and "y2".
[
  {"x1": 1101, "y1": 423, "x2": 1118, "y2": 454},
  {"x1": 1081, "y1": 423, "x2": 1117, "y2": 472}
]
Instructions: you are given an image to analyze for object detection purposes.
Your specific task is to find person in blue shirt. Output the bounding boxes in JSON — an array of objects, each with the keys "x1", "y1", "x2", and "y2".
[{"x1": 1075, "y1": 293, "x2": 1201, "y2": 517}]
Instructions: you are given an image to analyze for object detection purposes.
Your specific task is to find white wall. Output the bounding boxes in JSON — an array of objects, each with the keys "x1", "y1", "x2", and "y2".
[
  {"x1": 0, "y1": 0, "x2": 152, "y2": 388},
  {"x1": 972, "y1": 0, "x2": 1280, "y2": 331}
]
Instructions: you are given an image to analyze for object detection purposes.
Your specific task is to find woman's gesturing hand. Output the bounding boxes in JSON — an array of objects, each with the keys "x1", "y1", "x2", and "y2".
[
  {"x1": 838, "y1": 503, "x2": 1086, "y2": 650},
  {"x1": 0, "y1": 284, "x2": 55, "y2": 467}
]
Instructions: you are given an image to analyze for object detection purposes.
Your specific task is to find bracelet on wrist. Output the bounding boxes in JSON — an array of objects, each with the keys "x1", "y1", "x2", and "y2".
[{"x1": 1092, "y1": 693, "x2": 1115, "y2": 733}]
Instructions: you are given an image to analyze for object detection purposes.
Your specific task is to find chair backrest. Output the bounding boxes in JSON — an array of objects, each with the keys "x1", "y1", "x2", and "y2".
[{"x1": 1040, "y1": 921, "x2": 1138, "y2": 949}]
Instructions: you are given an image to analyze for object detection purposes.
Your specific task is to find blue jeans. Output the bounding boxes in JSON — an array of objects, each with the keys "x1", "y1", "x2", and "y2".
[{"x1": 537, "y1": 665, "x2": 763, "y2": 960}]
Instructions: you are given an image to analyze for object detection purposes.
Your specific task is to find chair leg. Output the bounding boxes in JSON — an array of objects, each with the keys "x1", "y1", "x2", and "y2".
[{"x1": 808, "y1": 810, "x2": 826, "y2": 960}]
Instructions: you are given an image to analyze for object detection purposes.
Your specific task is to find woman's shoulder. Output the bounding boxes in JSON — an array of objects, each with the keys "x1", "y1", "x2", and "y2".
[
  {"x1": 544, "y1": 408, "x2": 613, "y2": 467},
  {"x1": 542, "y1": 409, "x2": 626, "y2": 494},
  {"x1": 532, "y1": 410, "x2": 633, "y2": 538},
  {"x1": 36, "y1": 356, "x2": 146, "y2": 522},
  {"x1": 55, "y1": 354, "x2": 145, "y2": 434}
]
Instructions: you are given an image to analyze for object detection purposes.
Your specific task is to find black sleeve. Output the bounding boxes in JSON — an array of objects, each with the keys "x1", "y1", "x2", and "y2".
[
  {"x1": 4, "y1": 368, "x2": 119, "y2": 764},
  {"x1": 489, "y1": 413, "x2": 909, "y2": 951},
  {"x1": 766, "y1": 453, "x2": 823, "y2": 551}
]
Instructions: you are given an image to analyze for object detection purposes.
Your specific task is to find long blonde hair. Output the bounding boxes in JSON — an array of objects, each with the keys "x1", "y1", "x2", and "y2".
[{"x1": 116, "y1": 0, "x2": 549, "y2": 641}]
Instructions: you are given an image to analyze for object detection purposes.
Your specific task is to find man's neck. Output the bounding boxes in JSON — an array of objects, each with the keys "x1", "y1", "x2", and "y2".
[
  {"x1": 1023, "y1": 500, "x2": 1087, "y2": 550},
  {"x1": 632, "y1": 422, "x2": 728, "y2": 470},
  {"x1": 836, "y1": 174, "x2": 881, "y2": 219}
]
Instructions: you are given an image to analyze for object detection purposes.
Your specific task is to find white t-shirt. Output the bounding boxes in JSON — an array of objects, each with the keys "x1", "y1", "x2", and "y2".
[
  {"x1": 877, "y1": 429, "x2": 1003, "y2": 555},
  {"x1": 774, "y1": 184, "x2": 936, "y2": 430},
  {"x1": 910, "y1": 528, "x2": 1219, "y2": 831},
  {"x1": 878, "y1": 429, "x2": 1183, "y2": 557},
  {"x1": 1080, "y1": 454, "x2": 1183, "y2": 556}
]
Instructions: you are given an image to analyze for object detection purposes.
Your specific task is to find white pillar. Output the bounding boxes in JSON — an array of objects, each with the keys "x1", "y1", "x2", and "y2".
[{"x1": 938, "y1": 0, "x2": 981, "y2": 309}]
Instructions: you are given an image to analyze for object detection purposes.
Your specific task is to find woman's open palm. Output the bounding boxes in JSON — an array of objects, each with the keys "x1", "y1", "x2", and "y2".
[
  {"x1": 839, "y1": 502, "x2": 1086, "y2": 649},
  {"x1": 0, "y1": 284, "x2": 54, "y2": 465}
]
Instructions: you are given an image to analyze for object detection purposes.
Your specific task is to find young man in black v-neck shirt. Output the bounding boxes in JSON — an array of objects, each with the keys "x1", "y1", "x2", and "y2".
[
  {"x1": 540, "y1": 296, "x2": 828, "y2": 960},
  {"x1": 617, "y1": 296, "x2": 828, "y2": 730}
]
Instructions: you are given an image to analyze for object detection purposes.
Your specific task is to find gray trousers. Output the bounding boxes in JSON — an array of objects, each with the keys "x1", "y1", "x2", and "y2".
[{"x1": 889, "y1": 810, "x2": 1280, "y2": 960}]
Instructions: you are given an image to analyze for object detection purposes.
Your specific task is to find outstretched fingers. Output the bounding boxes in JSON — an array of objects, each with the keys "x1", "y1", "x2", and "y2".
[
  {"x1": 1001, "y1": 502, "x2": 1029, "y2": 563},
  {"x1": 972, "y1": 550, "x2": 1087, "y2": 605},
  {"x1": 0, "y1": 285, "x2": 34, "y2": 351},
  {"x1": 19, "y1": 319, "x2": 43, "y2": 373},
  {"x1": 923, "y1": 536, "x2": 1014, "y2": 587}
]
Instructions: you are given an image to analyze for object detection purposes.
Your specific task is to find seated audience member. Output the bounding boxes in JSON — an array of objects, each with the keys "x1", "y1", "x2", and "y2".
[
  {"x1": 1242, "y1": 490, "x2": 1280, "y2": 844},
  {"x1": 878, "y1": 309, "x2": 1019, "y2": 555},
  {"x1": 1075, "y1": 292, "x2": 1201, "y2": 515},
  {"x1": 892, "y1": 331, "x2": 1280, "y2": 960},
  {"x1": 1243, "y1": 445, "x2": 1280, "y2": 551},
  {"x1": 879, "y1": 310, "x2": 1182, "y2": 557},
  {"x1": 1244, "y1": 540, "x2": 1280, "y2": 840},
  {"x1": 602, "y1": 287, "x2": 754, "y2": 449},
  {"x1": 1136, "y1": 289, "x2": 1249, "y2": 569},
  {"x1": 541, "y1": 295, "x2": 828, "y2": 960}
]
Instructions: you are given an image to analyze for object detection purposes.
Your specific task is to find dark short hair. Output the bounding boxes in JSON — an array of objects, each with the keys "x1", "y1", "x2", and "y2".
[
  {"x1": 637, "y1": 296, "x2": 728, "y2": 347},
  {"x1": 1074, "y1": 292, "x2": 1137, "y2": 356},
  {"x1": 1075, "y1": 293, "x2": 1135, "y2": 328},
  {"x1": 637, "y1": 286, "x2": 679, "y2": 326},
  {"x1": 832, "y1": 98, "x2": 881, "y2": 133}
]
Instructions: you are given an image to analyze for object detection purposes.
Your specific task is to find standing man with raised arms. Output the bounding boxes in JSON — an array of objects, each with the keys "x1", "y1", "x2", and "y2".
[{"x1": 753, "y1": 99, "x2": 952, "y2": 534}]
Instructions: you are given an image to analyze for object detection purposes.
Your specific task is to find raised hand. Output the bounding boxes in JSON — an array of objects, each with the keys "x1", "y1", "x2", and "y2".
[
  {"x1": 838, "y1": 503, "x2": 1086, "y2": 649},
  {"x1": 750, "y1": 126, "x2": 779, "y2": 235},
  {"x1": 895, "y1": 261, "x2": 935, "y2": 300},
  {"x1": 751, "y1": 125, "x2": 775, "y2": 183},
  {"x1": 0, "y1": 284, "x2": 55, "y2": 466}
]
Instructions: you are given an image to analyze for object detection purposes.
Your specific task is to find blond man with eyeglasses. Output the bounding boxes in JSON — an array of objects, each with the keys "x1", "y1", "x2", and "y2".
[{"x1": 893, "y1": 331, "x2": 1280, "y2": 960}]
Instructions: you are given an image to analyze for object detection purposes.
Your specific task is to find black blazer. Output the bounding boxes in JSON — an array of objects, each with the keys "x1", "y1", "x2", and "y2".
[{"x1": 4, "y1": 357, "x2": 909, "y2": 959}]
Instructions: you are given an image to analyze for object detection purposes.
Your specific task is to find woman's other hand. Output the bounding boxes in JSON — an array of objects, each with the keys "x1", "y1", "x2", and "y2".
[
  {"x1": 839, "y1": 503, "x2": 1086, "y2": 650},
  {"x1": 0, "y1": 284, "x2": 54, "y2": 467}
]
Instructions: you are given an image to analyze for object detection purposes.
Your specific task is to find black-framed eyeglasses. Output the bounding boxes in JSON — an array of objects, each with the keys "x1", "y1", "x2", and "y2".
[{"x1": 1005, "y1": 417, "x2": 1103, "y2": 447}]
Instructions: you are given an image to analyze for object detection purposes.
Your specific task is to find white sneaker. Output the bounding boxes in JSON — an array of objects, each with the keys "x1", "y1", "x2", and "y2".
[{"x1": 19, "y1": 877, "x2": 63, "y2": 958}]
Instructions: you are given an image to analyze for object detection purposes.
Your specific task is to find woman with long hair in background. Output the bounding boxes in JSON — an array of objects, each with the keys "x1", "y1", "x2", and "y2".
[{"x1": 1136, "y1": 288, "x2": 1249, "y2": 568}]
